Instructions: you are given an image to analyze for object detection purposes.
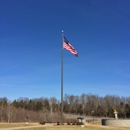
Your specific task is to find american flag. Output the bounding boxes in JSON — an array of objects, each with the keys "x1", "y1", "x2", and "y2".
[{"x1": 63, "y1": 37, "x2": 78, "y2": 57}]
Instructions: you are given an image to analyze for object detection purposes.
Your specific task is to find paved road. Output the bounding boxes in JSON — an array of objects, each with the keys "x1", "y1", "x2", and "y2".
[{"x1": 64, "y1": 113, "x2": 110, "y2": 120}]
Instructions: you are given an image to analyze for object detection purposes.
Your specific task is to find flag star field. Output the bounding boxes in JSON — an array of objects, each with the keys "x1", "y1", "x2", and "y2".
[{"x1": 0, "y1": 0, "x2": 130, "y2": 100}]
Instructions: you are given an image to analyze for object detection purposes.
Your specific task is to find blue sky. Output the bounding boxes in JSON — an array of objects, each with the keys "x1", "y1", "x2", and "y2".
[{"x1": 0, "y1": 0, "x2": 130, "y2": 101}]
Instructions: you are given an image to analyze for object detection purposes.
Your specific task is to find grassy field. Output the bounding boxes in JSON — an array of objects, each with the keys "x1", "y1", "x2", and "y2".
[
  {"x1": 18, "y1": 126, "x2": 130, "y2": 130},
  {"x1": 0, "y1": 121, "x2": 130, "y2": 130},
  {"x1": 0, "y1": 123, "x2": 39, "y2": 128}
]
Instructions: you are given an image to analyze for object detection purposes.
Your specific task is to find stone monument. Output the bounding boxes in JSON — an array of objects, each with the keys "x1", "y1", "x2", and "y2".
[
  {"x1": 114, "y1": 109, "x2": 118, "y2": 119},
  {"x1": 102, "y1": 109, "x2": 130, "y2": 127}
]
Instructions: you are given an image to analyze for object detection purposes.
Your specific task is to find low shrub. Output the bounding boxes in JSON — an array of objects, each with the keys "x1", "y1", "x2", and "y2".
[
  {"x1": 76, "y1": 122, "x2": 84, "y2": 125},
  {"x1": 57, "y1": 121, "x2": 60, "y2": 125},
  {"x1": 67, "y1": 122, "x2": 71, "y2": 125},
  {"x1": 72, "y1": 122, "x2": 75, "y2": 125},
  {"x1": 39, "y1": 121, "x2": 45, "y2": 125}
]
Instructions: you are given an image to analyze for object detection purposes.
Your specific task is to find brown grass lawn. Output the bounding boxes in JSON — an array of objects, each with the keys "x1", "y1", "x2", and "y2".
[
  {"x1": 15, "y1": 125, "x2": 130, "y2": 130},
  {"x1": 0, "y1": 123, "x2": 39, "y2": 128},
  {"x1": 0, "y1": 121, "x2": 130, "y2": 130}
]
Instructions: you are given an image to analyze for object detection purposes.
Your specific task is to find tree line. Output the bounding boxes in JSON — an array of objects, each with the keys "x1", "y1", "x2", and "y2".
[{"x1": 0, "y1": 93, "x2": 130, "y2": 122}]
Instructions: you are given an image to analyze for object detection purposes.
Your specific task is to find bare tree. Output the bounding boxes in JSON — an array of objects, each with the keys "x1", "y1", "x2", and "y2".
[
  {"x1": 7, "y1": 101, "x2": 14, "y2": 123},
  {"x1": 80, "y1": 94, "x2": 86, "y2": 115},
  {"x1": 49, "y1": 97, "x2": 58, "y2": 122}
]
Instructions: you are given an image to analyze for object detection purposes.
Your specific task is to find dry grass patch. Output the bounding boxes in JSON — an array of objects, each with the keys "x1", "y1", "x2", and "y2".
[
  {"x1": 86, "y1": 120, "x2": 101, "y2": 125},
  {"x1": 0, "y1": 121, "x2": 130, "y2": 130},
  {"x1": 0, "y1": 123, "x2": 40, "y2": 128},
  {"x1": 17, "y1": 125, "x2": 130, "y2": 130}
]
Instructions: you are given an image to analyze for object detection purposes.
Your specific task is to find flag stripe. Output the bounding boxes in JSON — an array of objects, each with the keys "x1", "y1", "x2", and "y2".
[{"x1": 63, "y1": 37, "x2": 78, "y2": 57}]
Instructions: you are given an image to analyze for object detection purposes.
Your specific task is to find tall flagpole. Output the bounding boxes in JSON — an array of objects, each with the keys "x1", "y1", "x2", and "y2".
[{"x1": 61, "y1": 30, "x2": 64, "y2": 124}]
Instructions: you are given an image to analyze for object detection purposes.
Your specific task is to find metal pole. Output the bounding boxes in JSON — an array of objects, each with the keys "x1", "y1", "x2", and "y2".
[{"x1": 61, "y1": 30, "x2": 64, "y2": 124}]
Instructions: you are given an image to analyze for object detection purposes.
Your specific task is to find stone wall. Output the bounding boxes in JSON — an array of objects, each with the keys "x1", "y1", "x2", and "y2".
[{"x1": 102, "y1": 119, "x2": 130, "y2": 127}]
